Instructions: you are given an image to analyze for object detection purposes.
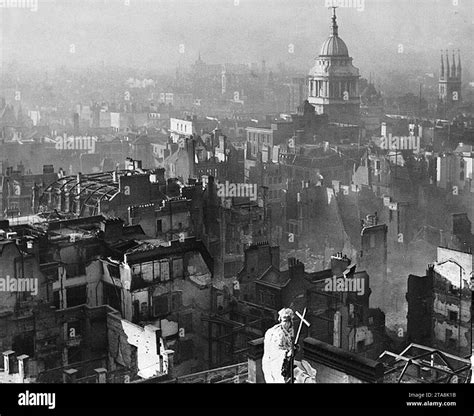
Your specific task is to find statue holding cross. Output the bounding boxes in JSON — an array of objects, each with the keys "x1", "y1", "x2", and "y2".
[{"x1": 262, "y1": 307, "x2": 314, "y2": 383}]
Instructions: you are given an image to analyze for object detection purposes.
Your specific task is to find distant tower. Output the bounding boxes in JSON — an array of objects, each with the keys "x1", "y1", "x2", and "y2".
[
  {"x1": 307, "y1": 7, "x2": 360, "y2": 124},
  {"x1": 221, "y1": 64, "x2": 227, "y2": 94},
  {"x1": 457, "y1": 49, "x2": 462, "y2": 82},
  {"x1": 438, "y1": 49, "x2": 462, "y2": 113}
]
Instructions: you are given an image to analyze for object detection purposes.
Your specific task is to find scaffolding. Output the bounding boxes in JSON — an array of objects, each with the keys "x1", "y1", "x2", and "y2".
[
  {"x1": 378, "y1": 343, "x2": 472, "y2": 383},
  {"x1": 202, "y1": 301, "x2": 274, "y2": 367}
]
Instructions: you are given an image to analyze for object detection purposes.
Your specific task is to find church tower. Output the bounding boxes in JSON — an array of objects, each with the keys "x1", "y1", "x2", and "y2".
[
  {"x1": 438, "y1": 49, "x2": 462, "y2": 115},
  {"x1": 308, "y1": 8, "x2": 360, "y2": 125}
]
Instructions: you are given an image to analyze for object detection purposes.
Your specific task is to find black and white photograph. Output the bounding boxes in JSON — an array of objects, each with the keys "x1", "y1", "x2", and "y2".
[{"x1": 0, "y1": 0, "x2": 473, "y2": 411}]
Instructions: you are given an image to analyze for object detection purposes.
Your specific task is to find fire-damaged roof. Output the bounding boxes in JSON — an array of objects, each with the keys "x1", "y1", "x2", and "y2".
[
  {"x1": 38, "y1": 167, "x2": 155, "y2": 217},
  {"x1": 121, "y1": 237, "x2": 214, "y2": 274}
]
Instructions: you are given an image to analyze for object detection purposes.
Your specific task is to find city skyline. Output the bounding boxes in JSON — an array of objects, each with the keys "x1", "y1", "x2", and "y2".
[
  {"x1": 0, "y1": 0, "x2": 473, "y2": 77},
  {"x1": 0, "y1": 0, "x2": 474, "y2": 401}
]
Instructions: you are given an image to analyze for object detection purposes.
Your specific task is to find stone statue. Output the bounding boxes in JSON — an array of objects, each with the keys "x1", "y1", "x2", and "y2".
[
  {"x1": 262, "y1": 308, "x2": 295, "y2": 383},
  {"x1": 262, "y1": 307, "x2": 317, "y2": 383}
]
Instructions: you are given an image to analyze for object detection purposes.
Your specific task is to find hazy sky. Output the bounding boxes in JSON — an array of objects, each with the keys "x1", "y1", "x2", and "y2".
[{"x1": 1, "y1": 0, "x2": 473, "y2": 78}]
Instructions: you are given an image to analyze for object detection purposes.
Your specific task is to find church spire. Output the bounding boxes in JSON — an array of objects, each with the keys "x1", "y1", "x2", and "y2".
[
  {"x1": 445, "y1": 50, "x2": 450, "y2": 78},
  {"x1": 440, "y1": 50, "x2": 444, "y2": 79},
  {"x1": 330, "y1": 7, "x2": 339, "y2": 37},
  {"x1": 451, "y1": 50, "x2": 456, "y2": 79},
  {"x1": 457, "y1": 49, "x2": 462, "y2": 79}
]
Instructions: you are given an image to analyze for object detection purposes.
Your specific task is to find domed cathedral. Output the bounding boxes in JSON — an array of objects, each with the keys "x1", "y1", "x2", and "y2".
[
  {"x1": 438, "y1": 50, "x2": 462, "y2": 118},
  {"x1": 308, "y1": 8, "x2": 360, "y2": 125}
]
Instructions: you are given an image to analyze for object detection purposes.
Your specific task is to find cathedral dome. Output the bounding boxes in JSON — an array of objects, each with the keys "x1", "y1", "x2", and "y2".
[
  {"x1": 320, "y1": 35, "x2": 349, "y2": 57},
  {"x1": 319, "y1": 8, "x2": 349, "y2": 57}
]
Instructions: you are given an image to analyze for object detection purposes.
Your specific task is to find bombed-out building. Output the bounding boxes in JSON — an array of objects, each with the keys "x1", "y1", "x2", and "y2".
[
  {"x1": 38, "y1": 158, "x2": 166, "y2": 220},
  {"x1": 407, "y1": 247, "x2": 472, "y2": 358}
]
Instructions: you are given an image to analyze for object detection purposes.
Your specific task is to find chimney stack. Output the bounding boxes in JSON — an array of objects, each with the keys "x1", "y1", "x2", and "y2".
[
  {"x1": 3, "y1": 350, "x2": 15, "y2": 374},
  {"x1": 331, "y1": 253, "x2": 351, "y2": 277},
  {"x1": 17, "y1": 354, "x2": 29, "y2": 382},
  {"x1": 288, "y1": 258, "x2": 304, "y2": 279}
]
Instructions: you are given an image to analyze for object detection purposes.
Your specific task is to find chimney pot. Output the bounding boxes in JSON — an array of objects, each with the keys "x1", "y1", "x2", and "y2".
[{"x1": 3, "y1": 350, "x2": 15, "y2": 374}]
